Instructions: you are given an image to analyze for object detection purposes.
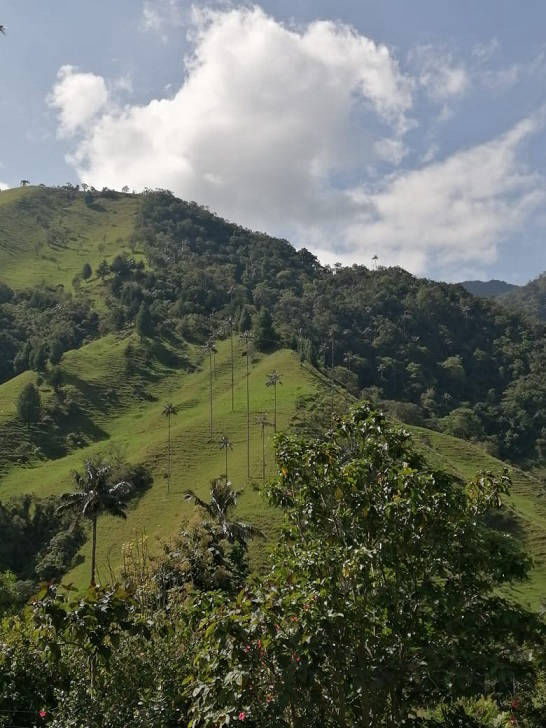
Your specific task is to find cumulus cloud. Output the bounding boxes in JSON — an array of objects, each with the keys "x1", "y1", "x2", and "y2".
[
  {"x1": 0, "y1": 181, "x2": 9, "y2": 191},
  {"x1": 61, "y1": 6, "x2": 412, "y2": 221},
  {"x1": 50, "y1": 5, "x2": 546, "y2": 277},
  {"x1": 315, "y1": 115, "x2": 546, "y2": 274},
  {"x1": 410, "y1": 45, "x2": 469, "y2": 101},
  {"x1": 48, "y1": 65, "x2": 108, "y2": 137}
]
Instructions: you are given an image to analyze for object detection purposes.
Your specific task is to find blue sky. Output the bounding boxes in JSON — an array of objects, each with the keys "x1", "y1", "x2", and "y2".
[{"x1": 1, "y1": 0, "x2": 546, "y2": 283}]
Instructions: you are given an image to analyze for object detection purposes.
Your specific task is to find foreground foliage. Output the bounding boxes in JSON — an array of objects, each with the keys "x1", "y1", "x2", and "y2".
[{"x1": 0, "y1": 404, "x2": 544, "y2": 726}]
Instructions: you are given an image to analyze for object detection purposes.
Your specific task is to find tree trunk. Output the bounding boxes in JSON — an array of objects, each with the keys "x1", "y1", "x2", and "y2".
[
  {"x1": 262, "y1": 425, "x2": 265, "y2": 481},
  {"x1": 246, "y1": 351, "x2": 250, "y2": 479},
  {"x1": 209, "y1": 352, "x2": 213, "y2": 439},
  {"x1": 274, "y1": 384, "x2": 277, "y2": 433},
  {"x1": 90, "y1": 517, "x2": 97, "y2": 586},
  {"x1": 167, "y1": 415, "x2": 171, "y2": 494},
  {"x1": 231, "y1": 327, "x2": 234, "y2": 412},
  {"x1": 225, "y1": 447, "x2": 228, "y2": 480}
]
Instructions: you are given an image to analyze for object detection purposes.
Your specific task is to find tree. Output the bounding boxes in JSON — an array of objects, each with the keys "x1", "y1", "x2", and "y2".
[
  {"x1": 162, "y1": 403, "x2": 178, "y2": 494},
  {"x1": 266, "y1": 370, "x2": 282, "y2": 432},
  {"x1": 253, "y1": 308, "x2": 277, "y2": 352},
  {"x1": 238, "y1": 306, "x2": 252, "y2": 333},
  {"x1": 57, "y1": 461, "x2": 133, "y2": 585},
  {"x1": 81, "y1": 262, "x2": 92, "y2": 281},
  {"x1": 256, "y1": 413, "x2": 272, "y2": 481},
  {"x1": 223, "y1": 315, "x2": 236, "y2": 411},
  {"x1": 96, "y1": 259, "x2": 110, "y2": 281},
  {"x1": 122, "y1": 185, "x2": 130, "y2": 194},
  {"x1": 191, "y1": 403, "x2": 542, "y2": 726},
  {"x1": 20, "y1": 179, "x2": 29, "y2": 187},
  {"x1": 219, "y1": 434, "x2": 233, "y2": 480},
  {"x1": 135, "y1": 302, "x2": 153, "y2": 341},
  {"x1": 240, "y1": 331, "x2": 254, "y2": 479},
  {"x1": 184, "y1": 478, "x2": 263, "y2": 546},
  {"x1": 16, "y1": 383, "x2": 41, "y2": 430},
  {"x1": 202, "y1": 339, "x2": 217, "y2": 440}
]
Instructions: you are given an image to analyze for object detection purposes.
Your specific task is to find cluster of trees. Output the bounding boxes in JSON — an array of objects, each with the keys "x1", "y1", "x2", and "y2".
[
  {"x1": 0, "y1": 455, "x2": 152, "y2": 615},
  {"x1": 0, "y1": 404, "x2": 544, "y2": 726},
  {"x1": 0, "y1": 281, "x2": 98, "y2": 384}
]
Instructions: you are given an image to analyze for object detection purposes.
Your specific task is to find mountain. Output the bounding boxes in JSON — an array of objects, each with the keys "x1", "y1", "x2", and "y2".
[
  {"x1": 0, "y1": 184, "x2": 545, "y2": 597},
  {"x1": 460, "y1": 279, "x2": 519, "y2": 298},
  {"x1": 501, "y1": 271, "x2": 546, "y2": 321}
]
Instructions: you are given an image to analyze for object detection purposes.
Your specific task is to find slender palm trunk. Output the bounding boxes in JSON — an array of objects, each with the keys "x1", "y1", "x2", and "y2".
[
  {"x1": 331, "y1": 334, "x2": 335, "y2": 412},
  {"x1": 230, "y1": 327, "x2": 234, "y2": 412},
  {"x1": 261, "y1": 424, "x2": 266, "y2": 481},
  {"x1": 167, "y1": 414, "x2": 171, "y2": 494},
  {"x1": 209, "y1": 351, "x2": 213, "y2": 439},
  {"x1": 246, "y1": 350, "x2": 250, "y2": 479},
  {"x1": 225, "y1": 446, "x2": 229, "y2": 480},
  {"x1": 91, "y1": 517, "x2": 97, "y2": 586},
  {"x1": 274, "y1": 383, "x2": 277, "y2": 433}
]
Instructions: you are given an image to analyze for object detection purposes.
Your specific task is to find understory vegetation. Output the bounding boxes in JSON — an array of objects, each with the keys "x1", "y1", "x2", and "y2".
[{"x1": 0, "y1": 405, "x2": 544, "y2": 727}]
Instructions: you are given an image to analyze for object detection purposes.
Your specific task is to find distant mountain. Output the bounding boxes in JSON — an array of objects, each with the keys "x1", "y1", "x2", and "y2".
[
  {"x1": 460, "y1": 279, "x2": 519, "y2": 298},
  {"x1": 501, "y1": 272, "x2": 546, "y2": 321}
]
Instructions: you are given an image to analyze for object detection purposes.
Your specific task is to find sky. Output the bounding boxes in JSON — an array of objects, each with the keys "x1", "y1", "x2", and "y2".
[{"x1": 1, "y1": 1, "x2": 546, "y2": 284}]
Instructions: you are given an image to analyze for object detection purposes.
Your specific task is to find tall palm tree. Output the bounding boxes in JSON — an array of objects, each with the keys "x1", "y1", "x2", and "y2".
[
  {"x1": 256, "y1": 413, "x2": 272, "y2": 481},
  {"x1": 219, "y1": 434, "x2": 233, "y2": 480},
  {"x1": 223, "y1": 315, "x2": 236, "y2": 411},
  {"x1": 265, "y1": 370, "x2": 283, "y2": 432},
  {"x1": 162, "y1": 402, "x2": 178, "y2": 494},
  {"x1": 202, "y1": 338, "x2": 217, "y2": 440},
  {"x1": 57, "y1": 462, "x2": 133, "y2": 585},
  {"x1": 240, "y1": 331, "x2": 254, "y2": 479},
  {"x1": 184, "y1": 478, "x2": 263, "y2": 546}
]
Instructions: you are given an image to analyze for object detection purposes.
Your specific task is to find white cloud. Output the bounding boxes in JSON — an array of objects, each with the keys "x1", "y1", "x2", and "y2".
[
  {"x1": 373, "y1": 138, "x2": 408, "y2": 165},
  {"x1": 0, "y1": 181, "x2": 9, "y2": 191},
  {"x1": 472, "y1": 38, "x2": 500, "y2": 62},
  {"x1": 141, "y1": 0, "x2": 185, "y2": 40},
  {"x1": 60, "y1": 6, "x2": 412, "y2": 222},
  {"x1": 48, "y1": 65, "x2": 108, "y2": 137},
  {"x1": 410, "y1": 45, "x2": 469, "y2": 101},
  {"x1": 315, "y1": 115, "x2": 545, "y2": 274},
  {"x1": 50, "y1": 5, "x2": 546, "y2": 277}
]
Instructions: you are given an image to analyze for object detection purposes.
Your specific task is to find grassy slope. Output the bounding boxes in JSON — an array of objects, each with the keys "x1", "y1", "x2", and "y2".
[
  {"x1": 408, "y1": 425, "x2": 546, "y2": 610},
  {"x1": 0, "y1": 186, "x2": 140, "y2": 297},
  {"x1": 0, "y1": 334, "x2": 318, "y2": 589}
]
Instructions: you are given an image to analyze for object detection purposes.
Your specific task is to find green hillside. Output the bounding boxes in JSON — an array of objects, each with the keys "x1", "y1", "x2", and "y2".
[
  {"x1": 0, "y1": 186, "x2": 139, "y2": 293},
  {"x1": 408, "y1": 425, "x2": 546, "y2": 609},
  {"x1": 0, "y1": 333, "x2": 319, "y2": 589}
]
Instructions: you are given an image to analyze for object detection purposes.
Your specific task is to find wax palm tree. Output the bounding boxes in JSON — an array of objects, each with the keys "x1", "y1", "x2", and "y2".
[
  {"x1": 184, "y1": 478, "x2": 263, "y2": 546},
  {"x1": 256, "y1": 413, "x2": 272, "y2": 481},
  {"x1": 57, "y1": 462, "x2": 133, "y2": 585},
  {"x1": 219, "y1": 434, "x2": 233, "y2": 480},
  {"x1": 202, "y1": 338, "x2": 217, "y2": 440},
  {"x1": 223, "y1": 315, "x2": 236, "y2": 411},
  {"x1": 240, "y1": 330, "x2": 254, "y2": 478},
  {"x1": 265, "y1": 370, "x2": 282, "y2": 432},
  {"x1": 162, "y1": 402, "x2": 178, "y2": 494}
]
